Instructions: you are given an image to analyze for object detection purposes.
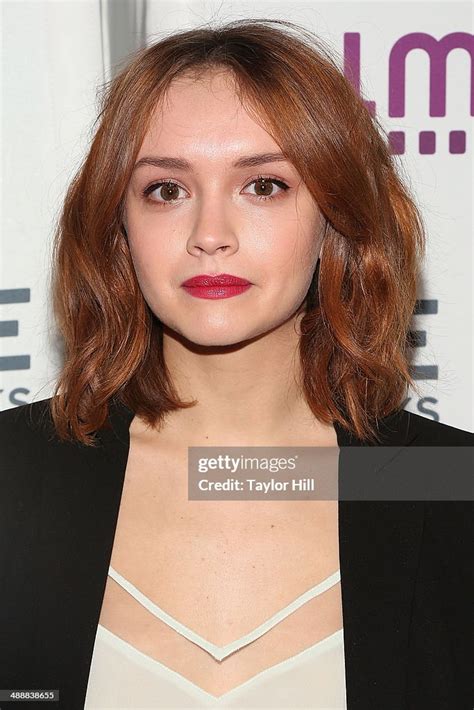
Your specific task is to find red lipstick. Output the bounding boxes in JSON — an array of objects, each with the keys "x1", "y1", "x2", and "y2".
[{"x1": 181, "y1": 273, "x2": 252, "y2": 300}]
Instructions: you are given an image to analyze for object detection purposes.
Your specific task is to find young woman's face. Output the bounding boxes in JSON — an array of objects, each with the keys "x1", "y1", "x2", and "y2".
[{"x1": 124, "y1": 70, "x2": 325, "y2": 347}]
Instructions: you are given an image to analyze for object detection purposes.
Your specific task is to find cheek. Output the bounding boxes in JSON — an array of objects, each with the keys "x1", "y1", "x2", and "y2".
[
  {"x1": 127, "y1": 237, "x2": 154, "y2": 285},
  {"x1": 127, "y1": 221, "x2": 178, "y2": 285},
  {"x1": 127, "y1": 243, "x2": 171, "y2": 307},
  {"x1": 261, "y1": 229, "x2": 319, "y2": 283}
]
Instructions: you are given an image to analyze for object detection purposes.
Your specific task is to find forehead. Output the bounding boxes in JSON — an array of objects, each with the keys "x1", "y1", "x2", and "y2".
[{"x1": 137, "y1": 70, "x2": 280, "y2": 159}]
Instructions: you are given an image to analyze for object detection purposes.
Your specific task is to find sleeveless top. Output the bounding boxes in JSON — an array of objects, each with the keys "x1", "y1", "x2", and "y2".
[{"x1": 84, "y1": 565, "x2": 347, "y2": 709}]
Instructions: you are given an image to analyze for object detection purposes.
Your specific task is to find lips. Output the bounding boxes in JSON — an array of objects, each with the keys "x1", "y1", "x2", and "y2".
[{"x1": 181, "y1": 273, "x2": 251, "y2": 287}]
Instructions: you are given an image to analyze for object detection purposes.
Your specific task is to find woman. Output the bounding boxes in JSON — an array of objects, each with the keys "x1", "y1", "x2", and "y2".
[{"x1": 1, "y1": 18, "x2": 472, "y2": 710}]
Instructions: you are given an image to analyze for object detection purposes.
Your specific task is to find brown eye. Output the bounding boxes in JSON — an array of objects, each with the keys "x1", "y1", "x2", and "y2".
[
  {"x1": 244, "y1": 176, "x2": 290, "y2": 201},
  {"x1": 254, "y1": 178, "x2": 274, "y2": 197},
  {"x1": 159, "y1": 181, "x2": 181, "y2": 201},
  {"x1": 143, "y1": 180, "x2": 185, "y2": 204}
]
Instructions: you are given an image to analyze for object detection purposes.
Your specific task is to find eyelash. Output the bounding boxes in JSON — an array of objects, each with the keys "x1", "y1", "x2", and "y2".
[{"x1": 142, "y1": 174, "x2": 290, "y2": 206}]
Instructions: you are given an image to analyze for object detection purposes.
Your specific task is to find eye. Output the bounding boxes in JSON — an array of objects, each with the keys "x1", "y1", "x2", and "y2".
[
  {"x1": 142, "y1": 180, "x2": 187, "y2": 205},
  {"x1": 141, "y1": 175, "x2": 290, "y2": 207},
  {"x1": 243, "y1": 176, "x2": 290, "y2": 201}
]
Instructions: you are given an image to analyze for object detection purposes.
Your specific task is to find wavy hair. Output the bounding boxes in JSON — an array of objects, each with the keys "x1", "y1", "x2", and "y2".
[{"x1": 48, "y1": 18, "x2": 425, "y2": 446}]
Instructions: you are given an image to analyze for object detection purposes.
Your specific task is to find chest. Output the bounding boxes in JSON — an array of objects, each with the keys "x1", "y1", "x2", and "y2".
[
  {"x1": 96, "y1": 429, "x2": 343, "y2": 695},
  {"x1": 109, "y1": 433, "x2": 339, "y2": 604}
]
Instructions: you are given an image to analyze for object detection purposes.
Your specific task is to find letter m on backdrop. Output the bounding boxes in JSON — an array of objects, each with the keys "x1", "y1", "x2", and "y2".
[{"x1": 389, "y1": 32, "x2": 474, "y2": 117}]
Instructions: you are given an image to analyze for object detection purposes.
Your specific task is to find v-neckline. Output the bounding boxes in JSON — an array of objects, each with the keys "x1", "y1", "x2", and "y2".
[
  {"x1": 94, "y1": 622, "x2": 345, "y2": 701},
  {"x1": 107, "y1": 564, "x2": 342, "y2": 661}
]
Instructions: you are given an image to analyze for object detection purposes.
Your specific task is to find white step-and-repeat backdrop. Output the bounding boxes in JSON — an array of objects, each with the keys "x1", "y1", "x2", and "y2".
[{"x1": 1, "y1": 0, "x2": 472, "y2": 430}]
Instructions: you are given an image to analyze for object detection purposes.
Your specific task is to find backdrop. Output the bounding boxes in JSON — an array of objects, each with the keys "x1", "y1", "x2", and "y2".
[{"x1": 1, "y1": 0, "x2": 472, "y2": 431}]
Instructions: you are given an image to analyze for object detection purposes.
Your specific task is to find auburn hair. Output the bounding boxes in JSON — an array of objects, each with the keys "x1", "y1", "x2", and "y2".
[{"x1": 48, "y1": 18, "x2": 425, "y2": 446}]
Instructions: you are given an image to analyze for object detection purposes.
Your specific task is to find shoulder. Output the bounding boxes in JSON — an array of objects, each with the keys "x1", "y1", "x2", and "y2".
[
  {"x1": 403, "y1": 410, "x2": 474, "y2": 446},
  {"x1": 0, "y1": 397, "x2": 56, "y2": 447},
  {"x1": 0, "y1": 397, "x2": 110, "y2": 521},
  {"x1": 0, "y1": 398, "x2": 58, "y2": 498},
  {"x1": 344, "y1": 408, "x2": 473, "y2": 446},
  {"x1": 0, "y1": 396, "x2": 95, "y2": 491}
]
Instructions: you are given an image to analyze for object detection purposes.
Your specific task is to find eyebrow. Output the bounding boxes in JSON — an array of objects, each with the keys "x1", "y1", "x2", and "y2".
[{"x1": 132, "y1": 152, "x2": 289, "y2": 172}]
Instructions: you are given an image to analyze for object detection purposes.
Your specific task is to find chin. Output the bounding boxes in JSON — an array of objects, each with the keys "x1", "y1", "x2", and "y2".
[
  {"x1": 168, "y1": 320, "x2": 268, "y2": 349},
  {"x1": 185, "y1": 330, "x2": 255, "y2": 348}
]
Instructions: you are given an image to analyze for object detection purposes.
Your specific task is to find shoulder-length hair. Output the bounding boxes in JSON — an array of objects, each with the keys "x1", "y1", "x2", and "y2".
[{"x1": 48, "y1": 18, "x2": 425, "y2": 446}]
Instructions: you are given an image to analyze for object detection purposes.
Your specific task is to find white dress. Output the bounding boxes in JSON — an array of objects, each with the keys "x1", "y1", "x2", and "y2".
[{"x1": 85, "y1": 566, "x2": 347, "y2": 710}]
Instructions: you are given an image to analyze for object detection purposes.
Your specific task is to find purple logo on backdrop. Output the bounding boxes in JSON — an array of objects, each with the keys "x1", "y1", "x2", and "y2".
[{"x1": 344, "y1": 31, "x2": 473, "y2": 154}]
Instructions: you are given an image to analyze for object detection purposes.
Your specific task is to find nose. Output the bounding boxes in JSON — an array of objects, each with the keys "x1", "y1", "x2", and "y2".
[{"x1": 186, "y1": 195, "x2": 239, "y2": 256}]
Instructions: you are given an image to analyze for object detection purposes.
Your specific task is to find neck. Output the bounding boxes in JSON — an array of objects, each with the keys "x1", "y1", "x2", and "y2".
[{"x1": 154, "y1": 313, "x2": 335, "y2": 447}]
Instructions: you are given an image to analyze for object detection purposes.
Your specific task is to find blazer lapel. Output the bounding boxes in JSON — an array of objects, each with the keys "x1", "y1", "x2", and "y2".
[{"x1": 79, "y1": 399, "x2": 424, "y2": 710}]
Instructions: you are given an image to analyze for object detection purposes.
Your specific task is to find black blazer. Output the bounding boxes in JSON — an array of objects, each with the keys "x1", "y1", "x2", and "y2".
[{"x1": 1, "y1": 397, "x2": 472, "y2": 710}]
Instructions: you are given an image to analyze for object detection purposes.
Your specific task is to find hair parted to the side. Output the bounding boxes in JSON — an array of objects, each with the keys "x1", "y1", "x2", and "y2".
[{"x1": 48, "y1": 17, "x2": 425, "y2": 447}]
